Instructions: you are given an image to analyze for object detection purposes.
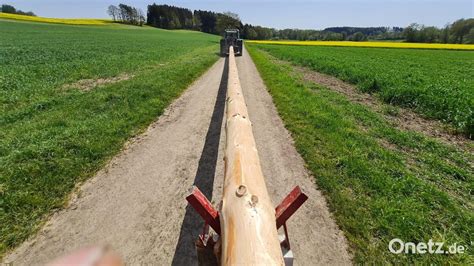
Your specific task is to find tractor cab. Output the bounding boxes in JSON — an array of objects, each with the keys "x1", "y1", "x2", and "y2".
[{"x1": 220, "y1": 29, "x2": 243, "y2": 57}]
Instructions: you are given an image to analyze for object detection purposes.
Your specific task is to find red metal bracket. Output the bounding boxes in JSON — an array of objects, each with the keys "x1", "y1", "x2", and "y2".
[
  {"x1": 186, "y1": 185, "x2": 308, "y2": 251},
  {"x1": 275, "y1": 186, "x2": 308, "y2": 229},
  {"x1": 186, "y1": 186, "x2": 221, "y2": 235},
  {"x1": 275, "y1": 186, "x2": 308, "y2": 250}
]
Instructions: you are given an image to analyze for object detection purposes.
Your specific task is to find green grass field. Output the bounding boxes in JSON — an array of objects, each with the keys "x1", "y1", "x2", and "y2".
[
  {"x1": 0, "y1": 20, "x2": 219, "y2": 256},
  {"x1": 250, "y1": 44, "x2": 474, "y2": 137},
  {"x1": 247, "y1": 45, "x2": 473, "y2": 264}
]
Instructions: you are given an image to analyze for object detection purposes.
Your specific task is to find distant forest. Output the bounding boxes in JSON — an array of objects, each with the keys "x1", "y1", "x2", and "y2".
[
  {"x1": 144, "y1": 4, "x2": 403, "y2": 41},
  {"x1": 147, "y1": 4, "x2": 242, "y2": 35},
  {"x1": 143, "y1": 4, "x2": 474, "y2": 43}
]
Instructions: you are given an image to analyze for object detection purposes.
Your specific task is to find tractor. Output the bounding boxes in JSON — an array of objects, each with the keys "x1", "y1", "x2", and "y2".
[{"x1": 220, "y1": 29, "x2": 243, "y2": 57}]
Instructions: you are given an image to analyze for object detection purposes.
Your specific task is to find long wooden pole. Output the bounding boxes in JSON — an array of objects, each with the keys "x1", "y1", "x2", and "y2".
[{"x1": 220, "y1": 46, "x2": 284, "y2": 265}]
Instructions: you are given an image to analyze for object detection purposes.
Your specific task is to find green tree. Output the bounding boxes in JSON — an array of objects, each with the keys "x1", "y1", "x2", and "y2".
[
  {"x1": 441, "y1": 24, "x2": 450, "y2": 43},
  {"x1": 223, "y1": 11, "x2": 239, "y2": 21},
  {"x1": 422, "y1": 26, "x2": 440, "y2": 43},
  {"x1": 403, "y1": 23, "x2": 420, "y2": 42},
  {"x1": 247, "y1": 28, "x2": 258, "y2": 39},
  {"x1": 351, "y1": 32, "x2": 367, "y2": 41},
  {"x1": 216, "y1": 13, "x2": 241, "y2": 34},
  {"x1": 450, "y1": 18, "x2": 474, "y2": 43},
  {"x1": 107, "y1": 5, "x2": 119, "y2": 21},
  {"x1": 170, "y1": 13, "x2": 181, "y2": 29},
  {"x1": 1, "y1": 4, "x2": 16, "y2": 13},
  {"x1": 1, "y1": 4, "x2": 35, "y2": 16},
  {"x1": 466, "y1": 28, "x2": 474, "y2": 44}
]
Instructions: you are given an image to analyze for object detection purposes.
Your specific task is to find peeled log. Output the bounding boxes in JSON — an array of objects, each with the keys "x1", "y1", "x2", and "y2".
[{"x1": 220, "y1": 46, "x2": 284, "y2": 265}]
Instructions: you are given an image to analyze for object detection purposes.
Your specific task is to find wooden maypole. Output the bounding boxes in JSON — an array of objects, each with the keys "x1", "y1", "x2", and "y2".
[{"x1": 219, "y1": 46, "x2": 284, "y2": 265}]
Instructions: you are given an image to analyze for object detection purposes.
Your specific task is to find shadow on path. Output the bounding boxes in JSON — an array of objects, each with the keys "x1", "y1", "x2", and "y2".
[{"x1": 171, "y1": 58, "x2": 228, "y2": 265}]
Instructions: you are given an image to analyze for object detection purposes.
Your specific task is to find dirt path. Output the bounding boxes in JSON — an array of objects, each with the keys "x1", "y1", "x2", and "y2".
[{"x1": 4, "y1": 49, "x2": 351, "y2": 265}]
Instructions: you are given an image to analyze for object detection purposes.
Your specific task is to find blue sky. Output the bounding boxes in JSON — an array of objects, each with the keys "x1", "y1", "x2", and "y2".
[{"x1": 3, "y1": 0, "x2": 473, "y2": 29}]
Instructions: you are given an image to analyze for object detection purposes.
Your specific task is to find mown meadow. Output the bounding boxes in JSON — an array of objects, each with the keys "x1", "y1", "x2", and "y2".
[
  {"x1": 250, "y1": 44, "x2": 474, "y2": 137},
  {"x1": 247, "y1": 44, "x2": 473, "y2": 264},
  {"x1": 0, "y1": 19, "x2": 219, "y2": 257}
]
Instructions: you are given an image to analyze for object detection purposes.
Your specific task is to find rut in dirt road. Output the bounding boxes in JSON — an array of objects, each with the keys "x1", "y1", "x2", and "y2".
[{"x1": 4, "y1": 48, "x2": 351, "y2": 265}]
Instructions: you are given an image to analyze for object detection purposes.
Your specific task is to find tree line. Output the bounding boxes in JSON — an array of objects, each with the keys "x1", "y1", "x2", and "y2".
[
  {"x1": 142, "y1": 4, "x2": 474, "y2": 44},
  {"x1": 141, "y1": 4, "x2": 407, "y2": 41},
  {"x1": 107, "y1": 4, "x2": 145, "y2": 26},
  {"x1": 403, "y1": 19, "x2": 474, "y2": 44},
  {"x1": 0, "y1": 4, "x2": 36, "y2": 16},
  {"x1": 241, "y1": 26, "x2": 405, "y2": 41},
  {"x1": 146, "y1": 4, "x2": 193, "y2": 29},
  {"x1": 325, "y1": 27, "x2": 404, "y2": 41},
  {"x1": 146, "y1": 4, "x2": 242, "y2": 35}
]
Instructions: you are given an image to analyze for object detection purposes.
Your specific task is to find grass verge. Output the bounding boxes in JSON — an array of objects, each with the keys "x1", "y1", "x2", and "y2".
[{"x1": 247, "y1": 44, "x2": 473, "y2": 264}]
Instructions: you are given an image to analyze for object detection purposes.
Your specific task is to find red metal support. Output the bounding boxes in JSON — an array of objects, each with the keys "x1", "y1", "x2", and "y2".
[
  {"x1": 186, "y1": 185, "x2": 308, "y2": 256},
  {"x1": 275, "y1": 186, "x2": 308, "y2": 229},
  {"x1": 274, "y1": 186, "x2": 308, "y2": 251},
  {"x1": 186, "y1": 186, "x2": 221, "y2": 235}
]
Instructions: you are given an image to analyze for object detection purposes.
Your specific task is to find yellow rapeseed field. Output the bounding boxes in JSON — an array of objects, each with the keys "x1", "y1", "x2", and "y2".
[
  {"x1": 0, "y1": 12, "x2": 113, "y2": 25},
  {"x1": 247, "y1": 40, "x2": 474, "y2": 50}
]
